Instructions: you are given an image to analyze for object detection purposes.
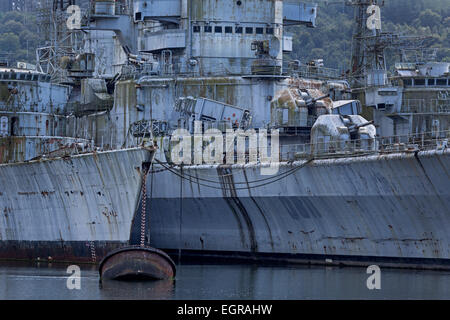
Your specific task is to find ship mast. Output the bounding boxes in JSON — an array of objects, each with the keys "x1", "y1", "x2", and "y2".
[
  {"x1": 347, "y1": 0, "x2": 386, "y2": 86},
  {"x1": 347, "y1": 0, "x2": 430, "y2": 87},
  {"x1": 35, "y1": 0, "x2": 85, "y2": 83}
]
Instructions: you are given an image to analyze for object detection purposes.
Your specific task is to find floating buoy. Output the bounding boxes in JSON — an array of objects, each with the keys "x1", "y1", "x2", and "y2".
[
  {"x1": 99, "y1": 246, "x2": 176, "y2": 281},
  {"x1": 99, "y1": 164, "x2": 176, "y2": 281}
]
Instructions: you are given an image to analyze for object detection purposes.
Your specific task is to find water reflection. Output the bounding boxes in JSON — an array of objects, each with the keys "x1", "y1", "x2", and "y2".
[
  {"x1": 99, "y1": 278, "x2": 175, "y2": 300},
  {"x1": 0, "y1": 261, "x2": 449, "y2": 300}
]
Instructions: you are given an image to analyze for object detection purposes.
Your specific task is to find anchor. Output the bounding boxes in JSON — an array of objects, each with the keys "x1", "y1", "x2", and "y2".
[{"x1": 99, "y1": 162, "x2": 176, "y2": 281}]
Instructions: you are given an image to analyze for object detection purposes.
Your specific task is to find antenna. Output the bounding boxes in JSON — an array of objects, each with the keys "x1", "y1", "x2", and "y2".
[
  {"x1": 35, "y1": 0, "x2": 86, "y2": 82},
  {"x1": 345, "y1": 0, "x2": 429, "y2": 86}
]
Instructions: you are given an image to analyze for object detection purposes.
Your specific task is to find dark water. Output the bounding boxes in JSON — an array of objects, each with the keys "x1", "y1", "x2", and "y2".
[{"x1": 0, "y1": 261, "x2": 449, "y2": 300}]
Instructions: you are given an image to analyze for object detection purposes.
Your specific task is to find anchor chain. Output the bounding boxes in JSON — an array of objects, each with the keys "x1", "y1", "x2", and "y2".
[
  {"x1": 140, "y1": 166, "x2": 149, "y2": 247},
  {"x1": 89, "y1": 241, "x2": 96, "y2": 263}
]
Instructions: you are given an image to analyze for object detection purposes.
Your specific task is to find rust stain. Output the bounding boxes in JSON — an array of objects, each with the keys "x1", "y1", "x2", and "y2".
[
  {"x1": 102, "y1": 208, "x2": 118, "y2": 218},
  {"x1": 41, "y1": 191, "x2": 55, "y2": 197}
]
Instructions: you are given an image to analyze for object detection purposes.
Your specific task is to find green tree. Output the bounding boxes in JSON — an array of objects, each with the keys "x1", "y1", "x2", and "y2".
[
  {"x1": 286, "y1": 1, "x2": 449, "y2": 69},
  {"x1": 416, "y1": 9, "x2": 442, "y2": 29},
  {"x1": 0, "y1": 11, "x2": 25, "y2": 25},
  {"x1": 2, "y1": 20, "x2": 24, "y2": 34},
  {"x1": 0, "y1": 33, "x2": 20, "y2": 52}
]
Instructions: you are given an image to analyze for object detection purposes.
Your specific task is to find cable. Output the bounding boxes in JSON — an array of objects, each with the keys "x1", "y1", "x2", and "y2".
[
  {"x1": 169, "y1": 161, "x2": 311, "y2": 190},
  {"x1": 154, "y1": 158, "x2": 312, "y2": 186},
  {"x1": 155, "y1": 159, "x2": 313, "y2": 190}
]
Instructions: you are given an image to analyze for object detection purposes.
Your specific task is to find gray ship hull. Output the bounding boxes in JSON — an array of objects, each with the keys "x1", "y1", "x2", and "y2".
[
  {"x1": 0, "y1": 147, "x2": 154, "y2": 263},
  {"x1": 148, "y1": 149, "x2": 450, "y2": 269}
]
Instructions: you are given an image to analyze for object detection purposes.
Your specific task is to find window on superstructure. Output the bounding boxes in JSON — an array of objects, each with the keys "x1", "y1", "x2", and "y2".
[
  {"x1": 235, "y1": 27, "x2": 243, "y2": 34},
  {"x1": 225, "y1": 26, "x2": 233, "y2": 34},
  {"x1": 215, "y1": 26, "x2": 223, "y2": 33},
  {"x1": 414, "y1": 79, "x2": 425, "y2": 86},
  {"x1": 403, "y1": 79, "x2": 412, "y2": 87},
  {"x1": 245, "y1": 27, "x2": 253, "y2": 34},
  {"x1": 427, "y1": 79, "x2": 436, "y2": 86},
  {"x1": 204, "y1": 26, "x2": 212, "y2": 33},
  {"x1": 10, "y1": 117, "x2": 17, "y2": 136},
  {"x1": 193, "y1": 26, "x2": 200, "y2": 33},
  {"x1": 266, "y1": 28, "x2": 274, "y2": 35},
  {"x1": 436, "y1": 78, "x2": 447, "y2": 86},
  {"x1": 256, "y1": 27, "x2": 264, "y2": 35}
]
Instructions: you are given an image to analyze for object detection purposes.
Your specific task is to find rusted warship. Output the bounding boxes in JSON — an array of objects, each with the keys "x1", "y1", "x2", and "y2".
[
  {"x1": 0, "y1": 1, "x2": 156, "y2": 263},
  {"x1": 0, "y1": 0, "x2": 449, "y2": 269},
  {"x1": 0, "y1": 63, "x2": 155, "y2": 262}
]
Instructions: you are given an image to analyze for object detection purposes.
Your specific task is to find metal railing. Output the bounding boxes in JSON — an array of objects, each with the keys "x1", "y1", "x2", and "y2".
[
  {"x1": 162, "y1": 130, "x2": 449, "y2": 165},
  {"x1": 287, "y1": 64, "x2": 343, "y2": 80},
  {"x1": 279, "y1": 130, "x2": 450, "y2": 161},
  {"x1": 432, "y1": 99, "x2": 450, "y2": 113},
  {"x1": 89, "y1": 1, "x2": 130, "y2": 16},
  {"x1": 122, "y1": 57, "x2": 345, "y2": 80},
  {"x1": 401, "y1": 99, "x2": 450, "y2": 114}
]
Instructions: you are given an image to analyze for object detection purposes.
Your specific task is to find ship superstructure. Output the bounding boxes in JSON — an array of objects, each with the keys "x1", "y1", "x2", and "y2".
[{"x1": 79, "y1": 0, "x2": 370, "y2": 156}]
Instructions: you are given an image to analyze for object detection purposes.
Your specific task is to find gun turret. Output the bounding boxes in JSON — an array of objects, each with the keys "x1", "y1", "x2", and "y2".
[
  {"x1": 304, "y1": 93, "x2": 330, "y2": 108},
  {"x1": 311, "y1": 94, "x2": 330, "y2": 104},
  {"x1": 340, "y1": 115, "x2": 374, "y2": 134},
  {"x1": 355, "y1": 120, "x2": 375, "y2": 130}
]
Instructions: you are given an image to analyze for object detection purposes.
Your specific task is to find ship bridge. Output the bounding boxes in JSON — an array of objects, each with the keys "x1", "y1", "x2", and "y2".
[{"x1": 89, "y1": 0, "x2": 317, "y2": 76}]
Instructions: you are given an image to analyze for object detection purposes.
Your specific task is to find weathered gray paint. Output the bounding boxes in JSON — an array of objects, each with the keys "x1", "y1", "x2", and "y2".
[
  {"x1": 0, "y1": 148, "x2": 152, "y2": 242},
  {"x1": 0, "y1": 73, "x2": 71, "y2": 113},
  {"x1": 148, "y1": 149, "x2": 450, "y2": 262}
]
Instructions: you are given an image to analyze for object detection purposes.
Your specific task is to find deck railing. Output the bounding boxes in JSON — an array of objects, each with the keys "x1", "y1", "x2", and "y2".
[
  {"x1": 279, "y1": 130, "x2": 450, "y2": 161},
  {"x1": 401, "y1": 99, "x2": 450, "y2": 114}
]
